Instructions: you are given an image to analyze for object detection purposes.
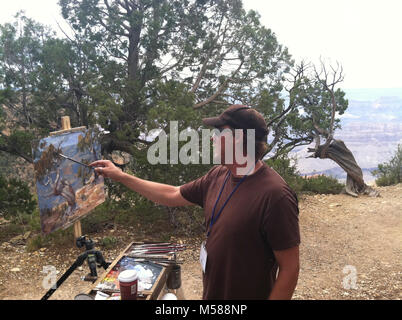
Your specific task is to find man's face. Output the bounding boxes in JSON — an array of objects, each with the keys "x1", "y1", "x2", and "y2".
[{"x1": 211, "y1": 125, "x2": 245, "y2": 165}]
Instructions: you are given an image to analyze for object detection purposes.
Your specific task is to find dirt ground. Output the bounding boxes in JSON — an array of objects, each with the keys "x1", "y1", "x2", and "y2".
[{"x1": 0, "y1": 184, "x2": 401, "y2": 300}]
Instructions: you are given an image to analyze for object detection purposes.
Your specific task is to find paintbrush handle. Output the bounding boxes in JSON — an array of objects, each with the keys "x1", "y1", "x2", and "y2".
[{"x1": 57, "y1": 153, "x2": 94, "y2": 169}]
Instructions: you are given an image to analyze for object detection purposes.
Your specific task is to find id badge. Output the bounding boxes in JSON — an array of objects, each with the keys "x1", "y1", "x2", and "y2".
[{"x1": 200, "y1": 240, "x2": 207, "y2": 273}]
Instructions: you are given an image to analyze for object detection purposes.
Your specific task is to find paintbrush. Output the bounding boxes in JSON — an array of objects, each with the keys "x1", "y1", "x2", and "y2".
[{"x1": 55, "y1": 151, "x2": 94, "y2": 170}]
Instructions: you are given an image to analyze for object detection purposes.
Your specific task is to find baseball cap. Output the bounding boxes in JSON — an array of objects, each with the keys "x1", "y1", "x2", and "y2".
[{"x1": 202, "y1": 104, "x2": 269, "y2": 141}]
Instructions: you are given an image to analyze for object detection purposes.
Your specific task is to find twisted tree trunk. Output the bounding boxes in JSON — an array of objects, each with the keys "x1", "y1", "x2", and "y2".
[{"x1": 308, "y1": 139, "x2": 380, "y2": 197}]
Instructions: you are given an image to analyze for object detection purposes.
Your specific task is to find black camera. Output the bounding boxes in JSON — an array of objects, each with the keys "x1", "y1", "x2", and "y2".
[{"x1": 76, "y1": 235, "x2": 95, "y2": 251}]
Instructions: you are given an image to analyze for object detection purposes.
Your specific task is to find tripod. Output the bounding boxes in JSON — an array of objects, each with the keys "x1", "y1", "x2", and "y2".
[{"x1": 41, "y1": 236, "x2": 110, "y2": 300}]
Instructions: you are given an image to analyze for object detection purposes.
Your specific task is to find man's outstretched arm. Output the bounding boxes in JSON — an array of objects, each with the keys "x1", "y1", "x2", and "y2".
[{"x1": 90, "y1": 160, "x2": 194, "y2": 207}]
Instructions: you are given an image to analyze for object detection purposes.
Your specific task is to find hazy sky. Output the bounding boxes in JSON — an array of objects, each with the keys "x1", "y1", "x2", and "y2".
[
  {"x1": 242, "y1": 0, "x2": 402, "y2": 89},
  {"x1": 1, "y1": 0, "x2": 401, "y2": 89}
]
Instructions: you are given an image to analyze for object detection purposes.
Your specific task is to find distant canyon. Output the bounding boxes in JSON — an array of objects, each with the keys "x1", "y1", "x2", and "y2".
[{"x1": 291, "y1": 88, "x2": 402, "y2": 182}]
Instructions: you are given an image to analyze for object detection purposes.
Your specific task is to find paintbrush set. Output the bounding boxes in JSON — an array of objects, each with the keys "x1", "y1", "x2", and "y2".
[{"x1": 126, "y1": 243, "x2": 186, "y2": 266}]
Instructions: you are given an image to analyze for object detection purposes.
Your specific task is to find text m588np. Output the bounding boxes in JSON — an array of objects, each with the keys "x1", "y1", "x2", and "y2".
[{"x1": 199, "y1": 304, "x2": 247, "y2": 315}]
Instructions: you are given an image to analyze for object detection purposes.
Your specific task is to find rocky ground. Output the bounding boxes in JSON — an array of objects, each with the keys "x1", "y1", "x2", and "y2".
[{"x1": 0, "y1": 184, "x2": 401, "y2": 300}]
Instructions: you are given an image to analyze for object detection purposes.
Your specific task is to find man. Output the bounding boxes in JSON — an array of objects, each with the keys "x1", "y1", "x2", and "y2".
[{"x1": 90, "y1": 104, "x2": 300, "y2": 300}]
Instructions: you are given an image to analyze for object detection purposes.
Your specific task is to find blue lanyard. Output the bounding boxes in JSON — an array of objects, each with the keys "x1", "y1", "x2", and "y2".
[{"x1": 206, "y1": 161, "x2": 258, "y2": 238}]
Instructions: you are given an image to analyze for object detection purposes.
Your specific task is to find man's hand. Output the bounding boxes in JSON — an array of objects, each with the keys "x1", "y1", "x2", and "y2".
[{"x1": 89, "y1": 160, "x2": 124, "y2": 181}]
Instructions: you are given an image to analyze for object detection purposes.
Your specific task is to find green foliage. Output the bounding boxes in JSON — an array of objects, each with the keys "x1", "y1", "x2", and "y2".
[
  {"x1": 264, "y1": 155, "x2": 345, "y2": 195},
  {"x1": 25, "y1": 227, "x2": 74, "y2": 252},
  {"x1": 80, "y1": 202, "x2": 114, "y2": 233},
  {"x1": 0, "y1": 13, "x2": 56, "y2": 155},
  {"x1": 58, "y1": 0, "x2": 293, "y2": 157},
  {"x1": 372, "y1": 144, "x2": 402, "y2": 186},
  {"x1": 301, "y1": 175, "x2": 345, "y2": 194},
  {"x1": 0, "y1": 152, "x2": 34, "y2": 188},
  {"x1": 100, "y1": 236, "x2": 118, "y2": 249},
  {"x1": 0, "y1": 175, "x2": 37, "y2": 219},
  {"x1": 0, "y1": 223, "x2": 25, "y2": 243},
  {"x1": 26, "y1": 234, "x2": 44, "y2": 252},
  {"x1": 27, "y1": 208, "x2": 42, "y2": 231},
  {"x1": 264, "y1": 155, "x2": 304, "y2": 194}
]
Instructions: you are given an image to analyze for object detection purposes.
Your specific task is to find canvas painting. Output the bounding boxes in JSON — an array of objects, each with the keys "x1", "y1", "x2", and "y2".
[{"x1": 32, "y1": 128, "x2": 105, "y2": 234}]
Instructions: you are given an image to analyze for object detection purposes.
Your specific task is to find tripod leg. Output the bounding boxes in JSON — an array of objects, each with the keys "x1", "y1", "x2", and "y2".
[
  {"x1": 95, "y1": 250, "x2": 111, "y2": 269},
  {"x1": 41, "y1": 253, "x2": 87, "y2": 300}
]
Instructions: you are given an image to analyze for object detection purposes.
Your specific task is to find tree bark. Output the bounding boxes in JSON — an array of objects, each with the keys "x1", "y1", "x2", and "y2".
[
  {"x1": 128, "y1": 27, "x2": 142, "y2": 82},
  {"x1": 308, "y1": 139, "x2": 380, "y2": 197}
]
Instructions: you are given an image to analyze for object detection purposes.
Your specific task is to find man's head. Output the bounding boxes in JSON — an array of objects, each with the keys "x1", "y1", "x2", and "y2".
[{"x1": 203, "y1": 105, "x2": 269, "y2": 162}]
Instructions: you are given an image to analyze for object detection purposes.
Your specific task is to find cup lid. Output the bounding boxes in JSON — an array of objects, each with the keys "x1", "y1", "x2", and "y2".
[{"x1": 118, "y1": 269, "x2": 138, "y2": 282}]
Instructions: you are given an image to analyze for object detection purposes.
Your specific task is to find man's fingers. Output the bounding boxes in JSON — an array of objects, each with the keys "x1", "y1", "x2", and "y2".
[
  {"x1": 94, "y1": 167, "x2": 106, "y2": 176},
  {"x1": 89, "y1": 160, "x2": 102, "y2": 167},
  {"x1": 90, "y1": 160, "x2": 109, "y2": 167}
]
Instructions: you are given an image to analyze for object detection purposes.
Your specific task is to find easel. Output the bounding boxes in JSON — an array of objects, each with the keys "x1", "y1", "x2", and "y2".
[{"x1": 49, "y1": 116, "x2": 86, "y2": 239}]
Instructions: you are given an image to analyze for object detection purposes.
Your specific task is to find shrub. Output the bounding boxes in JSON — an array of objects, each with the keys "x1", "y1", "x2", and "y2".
[
  {"x1": 81, "y1": 203, "x2": 115, "y2": 234},
  {"x1": 372, "y1": 144, "x2": 402, "y2": 186},
  {"x1": 28, "y1": 208, "x2": 42, "y2": 232},
  {"x1": 264, "y1": 155, "x2": 304, "y2": 195},
  {"x1": 26, "y1": 234, "x2": 45, "y2": 252},
  {"x1": 0, "y1": 223, "x2": 24, "y2": 242},
  {"x1": 0, "y1": 175, "x2": 37, "y2": 219},
  {"x1": 301, "y1": 175, "x2": 345, "y2": 194},
  {"x1": 25, "y1": 227, "x2": 74, "y2": 252},
  {"x1": 100, "y1": 236, "x2": 118, "y2": 249},
  {"x1": 264, "y1": 155, "x2": 345, "y2": 195}
]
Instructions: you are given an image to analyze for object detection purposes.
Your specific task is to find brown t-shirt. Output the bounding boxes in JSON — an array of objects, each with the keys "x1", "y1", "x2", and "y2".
[{"x1": 179, "y1": 162, "x2": 300, "y2": 300}]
